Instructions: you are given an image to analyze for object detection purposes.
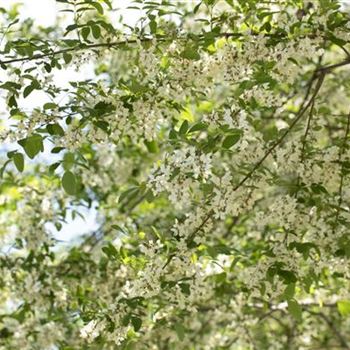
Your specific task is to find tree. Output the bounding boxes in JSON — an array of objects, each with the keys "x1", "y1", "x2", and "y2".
[{"x1": 0, "y1": 0, "x2": 350, "y2": 348}]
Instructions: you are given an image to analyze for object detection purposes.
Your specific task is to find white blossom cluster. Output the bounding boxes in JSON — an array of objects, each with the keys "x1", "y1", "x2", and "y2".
[{"x1": 1, "y1": 0, "x2": 350, "y2": 349}]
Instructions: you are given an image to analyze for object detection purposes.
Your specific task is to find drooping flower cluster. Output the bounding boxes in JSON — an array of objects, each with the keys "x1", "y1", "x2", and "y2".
[{"x1": 0, "y1": 0, "x2": 350, "y2": 349}]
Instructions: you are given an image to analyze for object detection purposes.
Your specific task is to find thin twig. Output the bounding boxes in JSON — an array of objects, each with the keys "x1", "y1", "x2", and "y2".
[
  {"x1": 186, "y1": 72, "x2": 325, "y2": 245},
  {"x1": 333, "y1": 111, "x2": 350, "y2": 232},
  {"x1": 318, "y1": 59, "x2": 350, "y2": 73},
  {"x1": 300, "y1": 86, "x2": 317, "y2": 160},
  {"x1": 1, "y1": 30, "x2": 350, "y2": 71},
  {"x1": 306, "y1": 310, "x2": 349, "y2": 349},
  {"x1": 233, "y1": 73, "x2": 325, "y2": 192}
]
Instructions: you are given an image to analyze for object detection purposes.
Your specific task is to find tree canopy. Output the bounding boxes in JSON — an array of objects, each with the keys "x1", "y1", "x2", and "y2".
[{"x1": 1, "y1": 0, "x2": 350, "y2": 349}]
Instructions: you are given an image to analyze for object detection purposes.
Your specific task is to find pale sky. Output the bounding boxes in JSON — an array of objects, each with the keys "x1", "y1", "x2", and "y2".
[
  {"x1": 18, "y1": 0, "x2": 139, "y2": 27},
  {"x1": 0, "y1": 0, "x2": 139, "y2": 243}
]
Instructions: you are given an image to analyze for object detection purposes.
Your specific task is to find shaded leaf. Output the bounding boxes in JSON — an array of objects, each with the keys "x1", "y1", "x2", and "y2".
[
  {"x1": 63, "y1": 52, "x2": 73, "y2": 64},
  {"x1": 47, "y1": 123, "x2": 65, "y2": 136},
  {"x1": 13, "y1": 153, "x2": 24, "y2": 172},
  {"x1": 91, "y1": 2, "x2": 104, "y2": 14},
  {"x1": 18, "y1": 134, "x2": 44, "y2": 159},
  {"x1": 144, "y1": 140, "x2": 159, "y2": 153},
  {"x1": 131, "y1": 317, "x2": 142, "y2": 332},
  {"x1": 174, "y1": 323, "x2": 185, "y2": 341},
  {"x1": 181, "y1": 45, "x2": 200, "y2": 60},
  {"x1": 179, "y1": 120, "x2": 189, "y2": 135},
  {"x1": 23, "y1": 84, "x2": 35, "y2": 98},
  {"x1": 288, "y1": 299, "x2": 302, "y2": 322},
  {"x1": 222, "y1": 131, "x2": 242, "y2": 149},
  {"x1": 62, "y1": 171, "x2": 77, "y2": 195},
  {"x1": 91, "y1": 24, "x2": 101, "y2": 39}
]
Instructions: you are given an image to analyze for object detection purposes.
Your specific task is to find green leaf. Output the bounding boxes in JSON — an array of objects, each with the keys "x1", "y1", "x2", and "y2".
[
  {"x1": 51, "y1": 146, "x2": 65, "y2": 154},
  {"x1": 111, "y1": 224, "x2": 127, "y2": 235},
  {"x1": 49, "y1": 162, "x2": 61, "y2": 173},
  {"x1": 263, "y1": 125, "x2": 278, "y2": 141},
  {"x1": 337, "y1": 300, "x2": 350, "y2": 317},
  {"x1": 91, "y1": 2, "x2": 104, "y2": 14},
  {"x1": 129, "y1": 80, "x2": 148, "y2": 94},
  {"x1": 44, "y1": 102, "x2": 58, "y2": 110},
  {"x1": 61, "y1": 171, "x2": 77, "y2": 195},
  {"x1": 181, "y1": 45, "x2": 200, "y2": 60},
  {"x1": 193, "y1": 1, "x2": 202, "y2": 13},
  {"x1": 47, "y1": 123, "x2": 65, "y2": 136},
  {"x1": 169, "y1": 129, "x2": 177, "y2": 139},
  {"x1": 222, "y1": 132, "x2": 241, "y2": 149},
  {"x1": 8, "y1": 95, "x2": 17, "y2": 107},
  {"x1": 289, "y1": 242, "x2": 320, "y2": 260},
  {"x1": 13, "y1": 153, "x2": 24, "y2": 172},
  {"x1": 329, "y1": 34, "x2": 347, "y2": 47},
  {"x1": 81, "y1": 27, "x2": 90, "y2": 41},
  {"x1": 23, "y1": 84, "x2": 35, "y2": 98},
  {"x1": 277, "y1": 269, "x2": 297, "y2": 283},
  {"x1": 310, "y1": 183, "x2": 328, "y2": 194},
  {"x1": 131, "y1": 317, "x2": 142, "y2": 332},
  {"x1": 91, "y1": 24, "x2": 101, "y2": 39},
  {"x1": 179, "y1": 120, "x2": 189, "y2": 135},
  {"x1": 149, "y1": 20, "x2": 157, "y2": 34},
  {"x1": 63, "y1": 152, "x2": 75, "y2": 170},
  {"x1": 63, "y1": 52, "x2": 73, "y2": 64},
  {"x1": 151, "y1": 226, "x2": 165, "y2": 243},
  {"x1": 0, "y1": 81, "x2": 21, "y2": 91},
  {"x1": 174, "y1": 323, "x2": 185, "y2": 341},
  {"x1": 44, "y1": 63, "x2": 52, "y2": 73},
  {"x1": 102, "y1": 0, "x2": 112, "y2": 9},
  {"x1": 282, "y1": 283, "x2": 295, "y2": 300},
  {"x1": 118, "y1": 186, "x2": 139, "y2": 204},
  {"x1": 0, "y1": 160, "x2": 11, "y2": 178},
  {"x1": 189, "y1": 122, "x2": 207, "y2": 133},
  {"x1": 102, "y1": 242, "x2": 119, "y2": 260},
  {"x1": 144, "y1": 140, "x2": 159, "y2": 153},
  {"x1": 288, "y1": 299, "x2": 302, "y2": 322},
  {"x1": 94, "y1": 120, "x2": 109, "y2": 133},
  {"x1": 121, "y1": 314, "x2": 130, "y2": 327},
  {"x1": 260, "y1": 21, "x2": 271, "y2": 32},
  {"x1": 18, "y1": 134, "x2": 44, "y2": 159},
  {"x1": 179, "y1": 283, "x2": 190, "y2": 295}
]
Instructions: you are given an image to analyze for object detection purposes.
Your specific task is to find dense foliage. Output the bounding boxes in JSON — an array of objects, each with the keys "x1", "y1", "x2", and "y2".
[{"x1": 1, "y1": 0, "x2": 350, "y2": 349}]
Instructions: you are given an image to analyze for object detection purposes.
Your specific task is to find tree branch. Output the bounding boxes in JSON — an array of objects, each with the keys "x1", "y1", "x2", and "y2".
[
  {"x1": 233, "y1": 73, "x2": 325, "y2": 191},
  {"x1": 333, "y1": 111, "x2": 350, "y2": 232},
  {"x1": 186, "y1": 72, "x2": 325, "y2": 245},
  {"x1": 1, "y1": 31, "x2": 350, "y2": 72},
  {"x1": 306, "y1": 310, "x2": 349, "y2": 349}
]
